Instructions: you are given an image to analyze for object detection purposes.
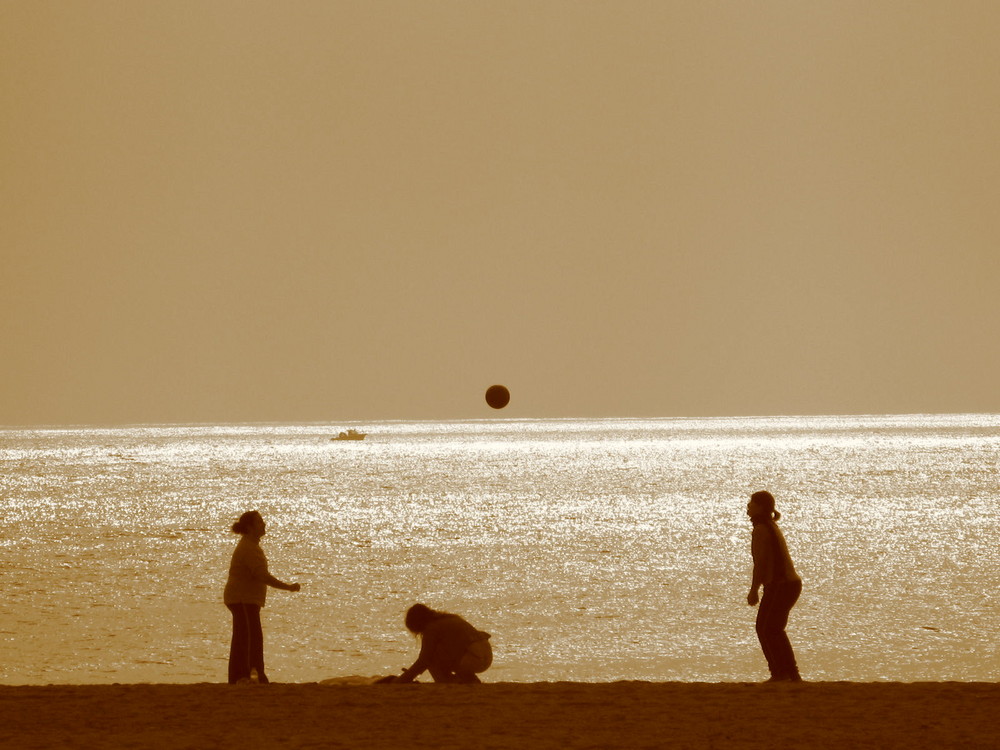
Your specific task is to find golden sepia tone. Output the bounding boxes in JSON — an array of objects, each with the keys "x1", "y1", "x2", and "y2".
[
  {"x1": 2, "y1": 3, "x2": 998, "y2": 749},
  {"x1": 3, "y1": 1, "x2": 999, "y2": 425}
]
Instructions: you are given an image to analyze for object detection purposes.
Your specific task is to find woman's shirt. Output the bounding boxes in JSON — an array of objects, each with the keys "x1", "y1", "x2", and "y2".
[
  {"x1": 751, "y1": 520, "x2": 801, "y2": 585},
  {"x1": 223, "y1": 535, "x2": 271, "y2": 606}
]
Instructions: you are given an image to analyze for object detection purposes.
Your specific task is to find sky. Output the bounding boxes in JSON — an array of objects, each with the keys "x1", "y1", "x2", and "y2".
[{"x1": 2, "y1": 1, "x2": 999, "y2": 426}]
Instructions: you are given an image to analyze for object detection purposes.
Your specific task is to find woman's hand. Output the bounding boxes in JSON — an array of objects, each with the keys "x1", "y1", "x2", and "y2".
[
  {"x1": 288, "y1": 582, "x2": 301, "y2": 592},
  {"x1": 747, "y1": 588, "x2": 759, "y2": 606}
]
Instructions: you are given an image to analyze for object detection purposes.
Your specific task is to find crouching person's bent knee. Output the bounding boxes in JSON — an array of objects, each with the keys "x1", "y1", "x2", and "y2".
[{"x1": 457, "y1": 638, "x2": 493, "y2": 678}]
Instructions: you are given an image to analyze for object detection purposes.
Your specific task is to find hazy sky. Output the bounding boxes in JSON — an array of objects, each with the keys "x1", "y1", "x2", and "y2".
[{"x1": 3, "y1": 1, "x2": 999, "y2": 426}]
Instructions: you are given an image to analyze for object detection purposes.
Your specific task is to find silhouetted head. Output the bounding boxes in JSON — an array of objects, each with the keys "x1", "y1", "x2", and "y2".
[
  {"x1": 405, "y1": 603, "x2": 448, "y2": 634},
  {"x1": 747, "y1": 491, "x2": 781, "y2": 522},
  {"x1": 231, "y1": 510, "x2": 266, "y2": 537},
  {"x1": 404, "y1": 603, "x2": 434, "y2": 634}
]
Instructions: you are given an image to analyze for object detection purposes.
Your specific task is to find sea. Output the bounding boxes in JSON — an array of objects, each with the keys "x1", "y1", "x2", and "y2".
[{"x1": 1, "y1": 415, "x2": 997, "y2": 685}]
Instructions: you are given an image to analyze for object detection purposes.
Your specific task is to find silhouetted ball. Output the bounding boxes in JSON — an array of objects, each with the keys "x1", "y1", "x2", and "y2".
[{"x1": 485, "y1": 385, "x2": 510, "y2": 409}]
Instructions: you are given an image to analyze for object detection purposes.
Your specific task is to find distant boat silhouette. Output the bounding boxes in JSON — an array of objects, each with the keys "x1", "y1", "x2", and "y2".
[{"x1": 331, "y1": 429, "x2": 366, "y2": 441}]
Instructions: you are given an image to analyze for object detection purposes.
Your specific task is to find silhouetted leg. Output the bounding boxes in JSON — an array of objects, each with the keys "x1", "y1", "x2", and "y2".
[
  {"x1": 245, "y1": 604, "x2": 267, "y2": 683},
  {"x1": 757, "y1": 581, "x2": 802, "y2": 680},
  {"x1": 773, "y1": 581, "x2": 801, "y2": 679},
  {"x1": 227, "y1": 603, "x2": 251, "y2": 684},
  {"x1": 455, "y1": 640, "x2": 492, "y2": 683},
  {"x1": 428, "y1": 664, "x2": 456, "y2": 683},
  {"x1": 755, "y1": 601, "x2": 778, "y2": 677}
]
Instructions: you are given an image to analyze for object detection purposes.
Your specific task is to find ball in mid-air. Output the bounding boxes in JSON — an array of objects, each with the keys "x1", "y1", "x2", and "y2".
[{"x1": 485, "y1": 384, "x2": 510, "y2": 409}]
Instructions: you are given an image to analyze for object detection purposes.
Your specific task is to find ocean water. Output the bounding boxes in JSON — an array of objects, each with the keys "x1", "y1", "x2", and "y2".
[{"x1": 0, "y1": 415, "x2": 997, "y2": 685}]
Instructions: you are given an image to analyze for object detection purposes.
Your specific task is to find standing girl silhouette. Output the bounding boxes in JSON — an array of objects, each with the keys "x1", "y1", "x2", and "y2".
[{"x1": 746, "y1": 491, "x2": 802, "y2": 682}]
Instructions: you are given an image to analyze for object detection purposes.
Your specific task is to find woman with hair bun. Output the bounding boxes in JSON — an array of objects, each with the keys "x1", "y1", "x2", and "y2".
[
  {"x1": 393, "y1": 603, "x2": 493, "y2": 683},
  {"x1": 223, "y1": 510, "x2": 301, "y2": 684},
  {"x1": 746, "y1": 491, "x2": 803, "y2": 682}
]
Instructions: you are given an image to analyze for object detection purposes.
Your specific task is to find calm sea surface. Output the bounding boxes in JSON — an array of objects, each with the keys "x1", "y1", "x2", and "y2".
[{"x1": 1, "y1": 415, "x2": 997, "y2": 685}]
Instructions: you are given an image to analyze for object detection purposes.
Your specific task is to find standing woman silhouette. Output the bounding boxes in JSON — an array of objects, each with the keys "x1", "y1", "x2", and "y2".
[
  {"x1": 746, "y1": 491, "x2": 803, "y2": 682},
  {"x1": 223, "y1": 510, "x2": 301, "y2": 684}
]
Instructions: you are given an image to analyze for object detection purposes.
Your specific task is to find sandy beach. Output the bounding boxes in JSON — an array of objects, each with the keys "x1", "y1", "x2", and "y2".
[{"x1": 1, "y1": 681, "x2": 996, "y2": 749}]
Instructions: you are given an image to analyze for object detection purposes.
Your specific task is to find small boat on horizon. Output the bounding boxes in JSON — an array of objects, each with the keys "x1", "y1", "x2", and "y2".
[{"x1": 331, "y1": 429, "x2": 366, "y2": 441}]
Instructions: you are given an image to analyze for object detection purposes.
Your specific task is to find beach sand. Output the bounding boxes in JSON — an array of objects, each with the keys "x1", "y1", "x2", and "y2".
[{"x1": 1, "y1": 681, "x2": 995, "y2": 749}]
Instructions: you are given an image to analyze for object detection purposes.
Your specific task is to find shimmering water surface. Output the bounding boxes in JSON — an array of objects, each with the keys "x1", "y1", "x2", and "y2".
[{"x1": 1, "y1": 415, "x2": 997, "y2": 684}]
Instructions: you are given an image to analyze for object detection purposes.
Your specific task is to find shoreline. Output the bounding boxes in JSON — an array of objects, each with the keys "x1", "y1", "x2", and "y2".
[{"x1": 1, "y1": 681, "x2": 996, "y2": 749}]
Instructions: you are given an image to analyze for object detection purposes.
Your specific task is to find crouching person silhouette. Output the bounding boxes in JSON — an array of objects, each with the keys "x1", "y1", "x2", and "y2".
[{"x1": 393, "y1": 603, "x2": 493, "y2": 683}]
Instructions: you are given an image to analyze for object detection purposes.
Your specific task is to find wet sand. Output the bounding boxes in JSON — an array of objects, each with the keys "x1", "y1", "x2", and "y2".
[{"x1": 1, "y1": 681, "x2": 996, "y2": 749}]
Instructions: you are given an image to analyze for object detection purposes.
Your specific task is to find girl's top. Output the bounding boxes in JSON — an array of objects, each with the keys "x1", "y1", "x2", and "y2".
[
  {"x1": 751, "y1": 519, "x2": 801, "y2": 586},
  {"x1": 399, "y1": 615, "x2": 491, "y2": 681},
  {"x1": 223, "y1": 534, "x2": 271, "y2": 607}
]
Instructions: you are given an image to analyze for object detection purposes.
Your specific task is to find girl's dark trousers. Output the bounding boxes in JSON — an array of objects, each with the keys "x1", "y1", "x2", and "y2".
[
  {"x1": 755, "y1": 579, "x2": 802, "y2": 679},
  {"x1": 227, "y1": 603, "x2": 268, "y2": 684}
]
